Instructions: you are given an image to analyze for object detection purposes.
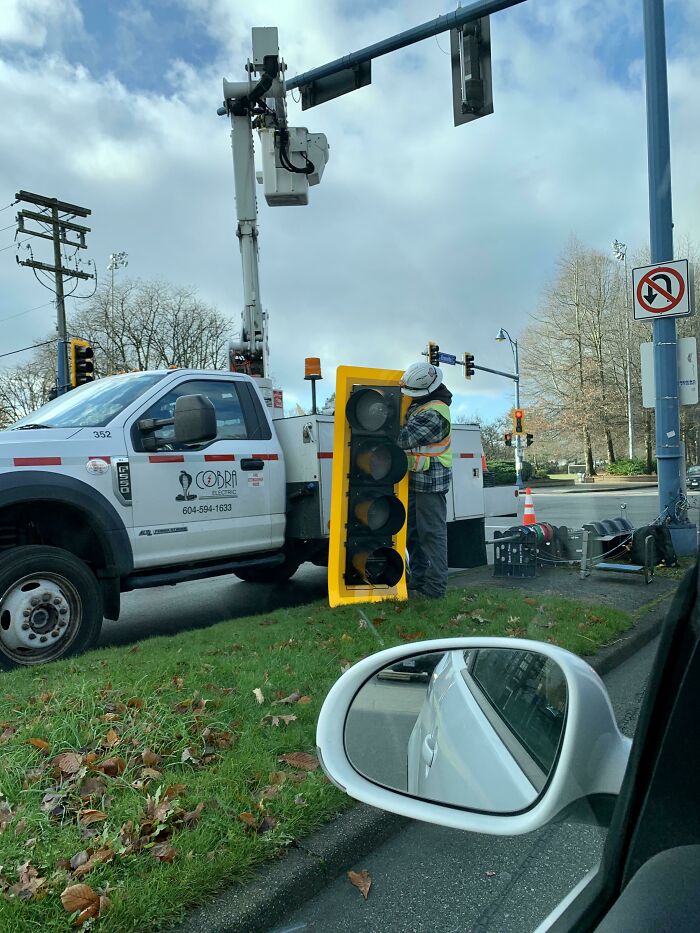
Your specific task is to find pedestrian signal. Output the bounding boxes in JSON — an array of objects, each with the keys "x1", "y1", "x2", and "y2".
[
  {"x1": 70, "y1": 338, "x2": 95, "y2": 388},
  {"x1": 504, "y1": 432, "x2": 512, "y2": 447},
  {"x1": 464, "y1": 352, "x2": 475, "y2": 379},
  {"x1": 513, "y1": 408, "x2": 525, "y2": 435},
  {"x1": 526, "y1": 433, "x2": 534, "y2": 447},
  {"x1": 328, "y1": 366, "x2": 409, "y2": 607}
]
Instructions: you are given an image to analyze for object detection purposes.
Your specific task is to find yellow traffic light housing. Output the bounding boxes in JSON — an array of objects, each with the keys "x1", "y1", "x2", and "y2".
[
  {"x1": 513, "y1": 407, "x2": 525, "y2": 435},
  {"x1": 69, "y1": 338, "x2": 95, "y2": 388},
  {"x1": 328, "y1": 366, "x2": 409, "y2": 607}
]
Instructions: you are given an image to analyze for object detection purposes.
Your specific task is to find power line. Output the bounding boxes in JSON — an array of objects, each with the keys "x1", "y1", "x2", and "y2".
[
  {"x1": 0, "y1": 299, "x2": 55, "y2": 325},
  {"x1": 0, "y1": 237, "x2": 31, "y2": 253},
  {"x1": 0, "y1": 201, "x2": 17, "y2": 213},
  {"x1": 0, "y1": 222, "x2": 17, "y2": 233},
  {"x1": 0, "y1": 339, "x2": 56, "y2": 361}
]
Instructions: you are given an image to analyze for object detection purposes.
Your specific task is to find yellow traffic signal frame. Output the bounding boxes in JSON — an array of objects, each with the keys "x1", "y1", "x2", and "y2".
[
  {"x1": 69, "y1": 337, "x2": 94, "y2": 388},
  {"x1": 513, "y1": 407, "x2": 525, "y2": 435},
  {"x1": 328, "y1": 366, "x2": 410, "y2": 608}
]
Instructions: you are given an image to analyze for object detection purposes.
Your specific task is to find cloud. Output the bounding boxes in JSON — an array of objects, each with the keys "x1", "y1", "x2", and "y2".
[
  {"x1": 0, "y1": 0, "x2": 83, "y2": 49},
  {"x1": 0, "y1": 0, "x2": 698, "y2": 421}
]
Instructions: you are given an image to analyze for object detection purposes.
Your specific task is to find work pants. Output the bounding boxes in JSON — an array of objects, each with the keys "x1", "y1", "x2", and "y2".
[{"x1": 407, "y1": 489, "x2": 448, "y2": 598}]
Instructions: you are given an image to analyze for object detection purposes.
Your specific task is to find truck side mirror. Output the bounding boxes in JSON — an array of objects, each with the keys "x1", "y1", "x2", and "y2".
[{"x1": 174, "y1": 394, "x2": 217, "y2": 445}]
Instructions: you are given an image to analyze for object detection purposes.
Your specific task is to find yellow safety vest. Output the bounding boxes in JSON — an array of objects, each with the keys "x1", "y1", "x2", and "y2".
[{"x1": 406, "y1": 401, "x2": 453, "y2": 473}]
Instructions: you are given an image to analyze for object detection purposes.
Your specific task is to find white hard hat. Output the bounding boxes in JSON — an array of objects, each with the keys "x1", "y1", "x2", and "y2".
[{"x1": 400, "y1": 361, "x2": 444, "y2": 397}]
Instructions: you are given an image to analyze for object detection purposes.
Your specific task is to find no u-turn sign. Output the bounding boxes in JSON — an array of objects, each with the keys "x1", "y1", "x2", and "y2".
[{"x1": 632, "y1": 258, "x2": 692, "y2": 320}]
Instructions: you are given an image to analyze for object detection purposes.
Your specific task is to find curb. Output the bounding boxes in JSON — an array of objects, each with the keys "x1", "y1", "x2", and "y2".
[
  {"x1": 169, "y1": 806, "x2": 408, "y2": 933},
  {"x1": 170, "y1": 590, "x2": 675, "y2": 933},
  {"x1": 563, "y1": 483, "x2": 658, "y2": 494}
]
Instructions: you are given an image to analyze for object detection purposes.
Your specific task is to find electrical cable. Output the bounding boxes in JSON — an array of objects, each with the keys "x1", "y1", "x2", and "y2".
[
  {"x1": 0, "y1": 201, "x2": 18, "y2": 213},
  {"x1": 0, "y1": 222, "x2": 17, "y2": 234},
  {"x1": 0, "y1": 299, "x2": 54, "y2": 325},
  {"x1": 0, "y1": 339, "x2": 56, "y2": 361},
  {"x1": 0, "y1": 238, "x2": 30, "y2": 253}
]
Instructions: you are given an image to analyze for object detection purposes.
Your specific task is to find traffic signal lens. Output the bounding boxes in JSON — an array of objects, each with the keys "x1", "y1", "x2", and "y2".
[
  {"x1": 352, "y1": 546, "x2": 404, "y2": 587},
  {"x1": 346, "y1": 388, "x2": 392, "y2": 433},
  {"x1": 354, "y1": 440, "x2": 408, "y2": 483},
  {"x1": 353, "y1": 494, "x2": 406, "y2": 534}
]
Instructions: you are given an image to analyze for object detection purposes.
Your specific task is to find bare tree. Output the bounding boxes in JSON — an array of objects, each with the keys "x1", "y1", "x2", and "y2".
[
  {"x1": 0, "y1": 353, "x2": 55, "y2": 427},
  {"x1": 69, "y1": 280, "x2": 233, "y2": 374}
]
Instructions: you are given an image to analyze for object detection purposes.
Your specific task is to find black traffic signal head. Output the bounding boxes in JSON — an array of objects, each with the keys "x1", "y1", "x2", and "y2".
[
  {"x1": 427, "y1": 341, "x2": 440, "y2": 366},
  {"x1": 514, "y1": 408, "x2": 525, "y2": 434},
  {"x1": 504, "y1": 432, "x2": 512, "y2": 447},
  {"x1": 464, "y1": 352, "x2": 475, "y2": 379},
  {"x1": 70, "y1": 338, "x2": 95, "y2": 388},
  {"x1": 328, "y1": 366, "x2": 410, "y2": 607},
  {"x1": 526, "y1": 433, "x2": 534, "y2": 447},
  {"x1": 344, "y1": 384, "x2": 407, "y2": 589}
]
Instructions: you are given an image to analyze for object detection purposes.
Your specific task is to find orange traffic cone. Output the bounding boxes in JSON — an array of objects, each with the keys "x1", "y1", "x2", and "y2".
[{"x1": 522, "y1": 487, "x2": 537, "y2": 526}]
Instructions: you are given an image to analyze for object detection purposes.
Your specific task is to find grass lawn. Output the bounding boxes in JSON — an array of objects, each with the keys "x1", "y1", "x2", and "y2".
[{"x1": 0, "y1": 585, "x2": 632, "y2": 932}]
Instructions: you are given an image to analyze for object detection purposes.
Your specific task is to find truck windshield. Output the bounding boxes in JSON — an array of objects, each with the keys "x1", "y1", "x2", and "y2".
[{"x1": 10, "y1": 372, "x2": 167, "y2": 429}]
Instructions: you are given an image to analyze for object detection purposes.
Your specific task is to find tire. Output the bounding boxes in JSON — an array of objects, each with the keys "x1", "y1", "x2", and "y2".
[
  {"x1": 0, "y1": 546, "x2": 103, "y2": 670},
  {"x1": 233, "y1": 554, "x2": 301, "y2": 584}
]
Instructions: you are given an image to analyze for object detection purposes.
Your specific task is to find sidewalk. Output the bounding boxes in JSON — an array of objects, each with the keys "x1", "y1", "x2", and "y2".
[{"x1": 170, "y1": 563, "x2": 683, "y2": 933}]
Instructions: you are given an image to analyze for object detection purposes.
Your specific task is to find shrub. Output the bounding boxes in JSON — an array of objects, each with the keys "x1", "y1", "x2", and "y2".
[
  {"x1": 606, "y1": 458, "x2": 657, "y2": 476},
  {"x1": 487, "y1": 460, "x2": 533, "y2": 485}
]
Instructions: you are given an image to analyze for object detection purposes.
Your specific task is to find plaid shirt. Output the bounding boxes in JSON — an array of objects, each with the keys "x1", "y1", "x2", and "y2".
[{"x1": 397, "y1": 403, "x2": 452, "y2": 493}]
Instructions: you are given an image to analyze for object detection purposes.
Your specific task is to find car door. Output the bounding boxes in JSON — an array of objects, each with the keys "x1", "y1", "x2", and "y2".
[{"x1": 126, "y1": 375, "x2": 279, "y2": 568}]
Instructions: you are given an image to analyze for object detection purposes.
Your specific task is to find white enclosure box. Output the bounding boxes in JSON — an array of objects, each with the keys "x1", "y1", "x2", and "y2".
[
  {"x1": 258, "y1": 127, "x2": 329, "y2": 206},
  {"x1": 275, "y1": 415, "x2": 335, "y2": 538},
  {"x1": 251, "y1": 27, "x2": 279, "y2": 69}
]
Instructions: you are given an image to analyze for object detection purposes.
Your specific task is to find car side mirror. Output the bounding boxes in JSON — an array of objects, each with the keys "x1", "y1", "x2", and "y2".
[
  {"x1": 174, "y1": 394, "x2": 217, "y2": 445},
  {"x1": 317, "y1": 638, "x2": 631, "y2": 835}
]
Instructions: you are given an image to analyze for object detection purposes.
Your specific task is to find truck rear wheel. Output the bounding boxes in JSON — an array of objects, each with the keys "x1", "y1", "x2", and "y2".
[
  {"x1": 0, "y1": 546, "x2": 103, "y2": 670},
  {"x1": 233, "y1": 554, "x2": 301, "y2": 584}
]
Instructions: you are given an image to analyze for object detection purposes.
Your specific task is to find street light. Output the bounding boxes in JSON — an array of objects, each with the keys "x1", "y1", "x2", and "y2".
[
  {"x1": 612, "y1": 239, "x2": 634, "y2": 459},
  {"x1": 495, "y1": 327, "x2": 523, "y2": 489},
  {"x1": 108, "y1": 251, "x2": 129, "y2": 318}
]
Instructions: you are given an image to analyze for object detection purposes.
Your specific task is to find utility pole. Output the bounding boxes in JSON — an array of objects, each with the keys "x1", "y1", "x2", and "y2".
[
  {"x1": 15, "y1": 191, "x2": 93, "y2": 396},
  {"x1": 642, "y1": 1, "x2": 695, "y2": 553}
]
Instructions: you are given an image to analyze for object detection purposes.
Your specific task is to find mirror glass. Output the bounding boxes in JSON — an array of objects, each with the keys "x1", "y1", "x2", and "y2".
[{"x1": 344, "y1": 647, "x2": 567, "y2": 814}]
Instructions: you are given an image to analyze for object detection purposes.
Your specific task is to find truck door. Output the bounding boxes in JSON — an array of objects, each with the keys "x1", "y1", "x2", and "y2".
[{"x1": 126, "y1": 376, "x2": 280, "y2": 568}]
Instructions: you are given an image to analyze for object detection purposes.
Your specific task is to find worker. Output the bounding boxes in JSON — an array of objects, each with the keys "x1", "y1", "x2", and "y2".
[{"x1": 397, "y1": 361, "x2": 453, "y2": 599}]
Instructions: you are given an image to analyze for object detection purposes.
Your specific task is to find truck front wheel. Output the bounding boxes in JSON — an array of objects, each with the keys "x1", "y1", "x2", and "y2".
[{"x1": 0, "y1": 546, "x2": 103, "y2": 670}]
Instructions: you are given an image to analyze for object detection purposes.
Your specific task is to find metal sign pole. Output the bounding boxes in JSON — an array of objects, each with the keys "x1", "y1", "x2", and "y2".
[{"x1": 643, "y1": 0, "x2": 694, "y2": 549}]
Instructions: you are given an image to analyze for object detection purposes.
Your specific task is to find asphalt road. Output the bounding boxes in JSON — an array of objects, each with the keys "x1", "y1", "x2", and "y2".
[
  {"x1": 271, "y1": 637, "x2": 659, "y2": 933},
  {"x1": 101, "y1": 489, "x2": 679, "y2": 650}
]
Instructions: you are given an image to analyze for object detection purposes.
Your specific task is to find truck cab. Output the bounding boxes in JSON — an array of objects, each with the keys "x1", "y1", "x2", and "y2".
[{"x1": 0, "y1": 369, "x2": 287, "y2": 669}]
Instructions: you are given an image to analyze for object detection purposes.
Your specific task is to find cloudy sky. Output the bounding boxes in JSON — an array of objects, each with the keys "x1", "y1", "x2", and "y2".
[{"x1": 0, "y1": 0, "x2": 698, "y2": 419}]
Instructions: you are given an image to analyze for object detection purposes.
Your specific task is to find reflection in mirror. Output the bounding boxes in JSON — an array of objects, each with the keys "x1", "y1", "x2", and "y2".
[{"x1": 344, "y1": 648, "x2": 567, "y2": 815}]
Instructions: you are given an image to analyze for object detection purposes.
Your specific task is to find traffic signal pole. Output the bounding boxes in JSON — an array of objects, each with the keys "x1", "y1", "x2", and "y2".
[{"x1": 643, "y1": 0, "x2": 695, "y2": 551}]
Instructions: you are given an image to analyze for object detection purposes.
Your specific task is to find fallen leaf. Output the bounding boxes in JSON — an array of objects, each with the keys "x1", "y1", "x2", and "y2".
[
  {"x1": 78, "y1": 777, "x2": 107, "y2": 799},
  {"x1": 297, "y1": 695, "x2": 312, "y2": 705},
  {"x1": 278, "y1": 752, "x2": 319, "y2": 771},
  {"x1": 97, "y1": 757, "x2": 125, "y2": 777},
  {"x1": 261, "y1": 714, "x2": 297, "y2": 727},
  {"x1": 141, "y1": 749, "x2": 161, "y2": 767},
  {"x1": 341, "y1": 633, "x2": 353, "y2": 642},
  {"x1": 61, "y1": 882, "x2": 99, "y2": 914},
  {"x1": 181, "y1": 747, "x2": 199, "y2": 765},
  {"x1": 260, "y1": 785, "x2": 281, "y2": 800},
  {"x1": 253, "y1": 688, "x2": 265, "y2": 705},
  {"x1": 127, "y1": 697, "x2": 144, "y2": 709},
  {"x1": 151, "y1": 842, "x2": 178, "y2": 862},
  {"x1": 53, "y1": 752, "x2": 84, "y2": 776},
  {"x1": 339, "y1": 660, "x2": 351, "y2": 673},
  {"x1": 294, "y1": 795, "x2": 306, "y2": 806},
  {"x1": 69, "y1": 851, "x2": 90, "y2": 871},
  {"x1": 523, "y1": 597, "x2": 537, "y2": 606},
  {"x1": 348, "y1": 869, "x2": 371, "y2": 899},
  {"x1": 140, "y1": 767, "x2": 162, "y2": 780},
  {"x1": 27, "y1": 737, "x2": 50, "y2": 753},
  {"x1": 103, "y1": 728, "x2": 120, "y2": 748},
  {"x1": 78, "y1": 810, "x2": 108, "y2": 827},
  {"x1": 258, "y1": 815, "x2": 277, "y2": 834},
  {"x1": 239, "y1": 812, "x2": 258, "y2": 828},
  {"x1": 9, "y1": 862, "x2": 46, "y2": 900},
  {"x1": 172, "y1": 676, "x2": 184, "y2": 689},
  {"x1": 183, "y1": 802, "x2": 205, "y2": 825},
  {"x1": 164, "y1": 784, "x2": 187, "y2": 799},
  {"x1": 0, "y1": 726, "x2": 16, "y2": 744},
  {"x1": 268, "y1": 771, "x2": 287, "y2": 785},
  {"x1": 273, "y1": 691, "x2": 301, "y2": 705}
]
